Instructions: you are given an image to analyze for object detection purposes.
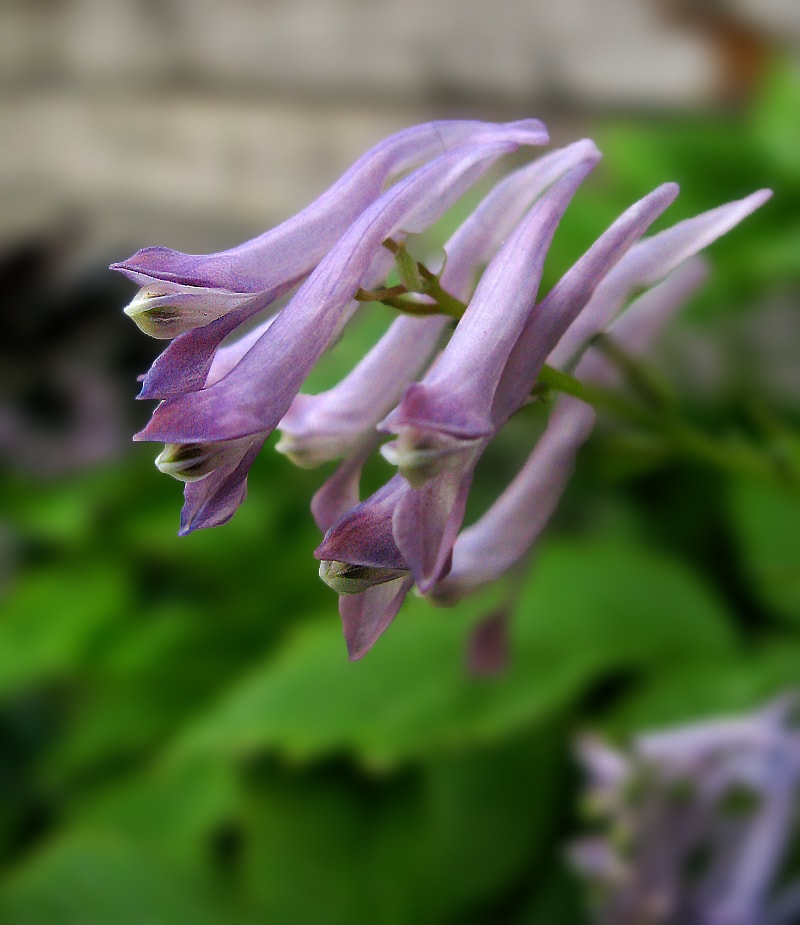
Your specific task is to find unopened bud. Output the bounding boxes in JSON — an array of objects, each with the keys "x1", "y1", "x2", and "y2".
[
  {"x1": 380, "y1": 429, "x2": 478, "y2": 488},
  {"x1": 124, "y1": 284, "x2": 250, "y2": 339},
  {"x1": 155, "y1": 437, "x2": 252, "y2": 482},
  {"x1": 274, "y1": 430, "x2": 348, "y2": 469},
  {"x1": 319, "y1": 560, "x2": 409, "y2": 594}
]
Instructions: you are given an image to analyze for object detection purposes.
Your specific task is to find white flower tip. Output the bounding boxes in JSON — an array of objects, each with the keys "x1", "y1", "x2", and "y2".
[
  {"x1": 124, "y1": 284, "x2": 250, "y2": 339},
  {"x1": 318, "y1": 560, "x2": 408, "y2": 595},
  {"x1": 380, "y1": 430, "x2": 477, "y2": 488},
  {"x1": 155, "y1": 437, "x2": 252, "y2": 482},
  {"x1": 124, "y1": 286, "x2": 185, "y2": 339}
]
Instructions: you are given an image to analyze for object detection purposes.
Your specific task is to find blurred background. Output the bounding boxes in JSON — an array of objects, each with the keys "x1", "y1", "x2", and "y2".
[{"x1": 1, "y1": 1, "x2": 799, "y2": 922}]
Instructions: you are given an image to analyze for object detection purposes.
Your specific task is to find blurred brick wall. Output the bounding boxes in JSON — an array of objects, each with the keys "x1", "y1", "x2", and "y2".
[{"x1": 1, "y1": 0, "x2": 797, "y2": 253}]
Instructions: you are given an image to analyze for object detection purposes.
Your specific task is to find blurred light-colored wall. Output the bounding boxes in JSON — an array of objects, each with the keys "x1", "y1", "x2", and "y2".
[{"x1": 1, "y1": 0, "x2": 798, "y2": 253}]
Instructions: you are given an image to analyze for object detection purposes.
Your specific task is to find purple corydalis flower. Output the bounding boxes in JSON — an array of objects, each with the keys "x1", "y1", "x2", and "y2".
[
  {"x1": 571, "y1": 696, "x2": 800, "y2": 925},
  {"x1": 386, "y1": 182, "x2": 682, "y2": 593},
  {"x1": 113, "y1": 119, "x2": 547, "y2": 295},
  {"x1": 135, "y1": 132, "x2": 549, "y2": 534},
  {"x1": 547, "y1": 188, "x2": 773, "y2": 373},
  {"x1": 379, "y1": 142, "x2": 602, "y2": 485},
  {"x1": 114, "y1": 120, "x2": 547, "y2": 397},
  {"x1": 431, "y1": 258, "x2": 709, "y2": 604},
  {"x1": 319, "y1": 183, "x2": 769, "y2": 656},
  {"x1": 281, "y1": 141, "x2": 601, "y2": 524},
  {"x1": 135, "y1": 134, "x2": 545, "y2": 448}
]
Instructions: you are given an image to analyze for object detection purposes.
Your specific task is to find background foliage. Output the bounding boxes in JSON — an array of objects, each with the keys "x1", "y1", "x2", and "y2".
[{"x1": 0, "y1": 66, "x2": 798, "y2": 924}]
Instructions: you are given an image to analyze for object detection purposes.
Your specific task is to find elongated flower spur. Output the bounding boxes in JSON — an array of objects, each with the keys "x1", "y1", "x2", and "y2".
[
  {"x1": 570, "y1": 696, "x2": 800, "y2": 925},
  {"x1": 114, "y1": 118, "x2": 771, "y2": 659}
]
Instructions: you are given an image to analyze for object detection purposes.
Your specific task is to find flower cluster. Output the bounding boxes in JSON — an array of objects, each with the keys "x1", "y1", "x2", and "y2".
[
  {"x1": 571, "y1": 697, "x2": 800, "y2": 925},
  {"x1": 114, "y1": 119, "x2": 770, "y2": 659}
]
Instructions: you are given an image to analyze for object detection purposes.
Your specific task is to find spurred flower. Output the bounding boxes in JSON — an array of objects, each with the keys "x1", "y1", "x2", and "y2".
[
  {"x1": 431, "y1": 257, "x2": 710, "y2": 604},
  {"x1": 126, "y1": 124, "x2": 549, "y2": 532},
  {"x1": 316, "y1": 184, "x2": 769, "y2": 657},
  {"x1": 114, "y1": 119, "x2": 548, "y2": 399},
  {"x1": 282, "y1": 140, "x2": 602, "y2": 530},
  {"x1": 118, "y1": 118, "x2": 771, "y2": 659},
  {"x1": 134, "y1": 134, "x2": 550, "y2": 447}
]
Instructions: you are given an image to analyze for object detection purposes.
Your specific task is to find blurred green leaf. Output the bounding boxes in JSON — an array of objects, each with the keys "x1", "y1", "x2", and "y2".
[
  {"x1": 749, "y1": 60, "x2": 800, "y2": 183},
  {"x1": 0, "y1": 565, "x2": 129, "y2": 698},
  {"x1": 70, "y1": 757, "x2": 240, "y2": 868},
  {"x1": 419, "y1": 728, "x2": 567, "y2": 919},
  {"x1": 171, "y1": 540, "x2": 733, "y2": 767},
  {"x1": 602, "y1": 642, "x2": 800, "y2": 736},
  {"x1": 726, "y1": 475, "x2": 800, "y2": 623},
  {"x1": 0, "y1": 831, "x2": 232, "y2": 925}
]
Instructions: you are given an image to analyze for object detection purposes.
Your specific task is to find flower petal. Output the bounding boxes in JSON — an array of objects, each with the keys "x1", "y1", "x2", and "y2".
[
  {"x1": 112, "y1": 119, "x2": 547, "y2": 293},
  {"x1": 137, "y1": 137, "x2": 533, "y2": 445},
  {"x1": 432, "y1": 258, "x2": 709, "y2": 602},
  {"x1": 276, "y1": 145, "x2": 595, "y2": 471},
  {"x1": 178, "y1": 436, "x2": 266, "y2": 534},
  {"x1": 338, "y1": 576, "x2": 415, "y2": 660},
  {"x1": 492, "y1": 182, "x2": 681, "y2": 427},
  {"x1": 380, "y1": 146, "x2": 602, "y2": 462},
  {"x1": 547, "y1": 188, "x2": 772, "y2": 371}
]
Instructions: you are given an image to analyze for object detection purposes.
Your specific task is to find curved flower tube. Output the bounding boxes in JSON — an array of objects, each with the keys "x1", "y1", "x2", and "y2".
[
  {"x1": 430, "y1": 258, "x2": 709, "y2": 604},
  {"x1": 162, "y1": 131, "x2": 556, "y2": 532},
  {"x1": 113, "y1": 119, "x2": 546, "y2": 295},
  {"x1": 390, "y1": 183, "x2": 682, "y2": 593},
  {"x1": 379, "y1": 148, "x2": 602, "y2": 483},
  {"x1": 321, "y1": 182, "x2": 769, "y2": 655},
  {"x1": 282, "y1": 141, "x2": 603, "y2": 529},
  {"x1": 546, "y1": 188, "x2": 773, "y2": 372},
  {"x1": 118, "y1": 119, "x2": 547, "y2": 399},
  {"x1": 135, "y1": 136, "x2": 538, "y2": 447}
]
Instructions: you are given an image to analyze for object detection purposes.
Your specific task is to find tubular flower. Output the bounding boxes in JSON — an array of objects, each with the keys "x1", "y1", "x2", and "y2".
[
  {"x1": 117, "y1": 119, "x2": 771, "y2": 658},
  {"x1": 430, "y1": 257, "x2": 710, "y2": 604},
  {"x1": 570, "y1": 696, "x2": 800, "y2": 925}
]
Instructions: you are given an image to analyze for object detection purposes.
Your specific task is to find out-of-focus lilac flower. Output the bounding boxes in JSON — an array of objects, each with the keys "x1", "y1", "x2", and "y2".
[{"x1": 570, "y1": 696, "x2": 800, "y2": 925}]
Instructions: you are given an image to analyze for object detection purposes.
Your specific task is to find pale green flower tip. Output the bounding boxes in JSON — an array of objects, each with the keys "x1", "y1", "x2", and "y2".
[
  {"x1": 379, "y1": 439, "x2": 440, "y2": 488},
  {"x1": 274, "y1": 432, "x2": 329, "y2": 470},
  {"x1": 123, "y1": 286, "x2": 188, "y2": 339},
  {"x1": 380, "y1": 431, "x2": 477, "y2": 488},
  {"x1": 318, "y1": 560, "x2": 408, "y2": 595},
  {"x1": 155, "y1": 443, "x2": 217, "y2": 482}
]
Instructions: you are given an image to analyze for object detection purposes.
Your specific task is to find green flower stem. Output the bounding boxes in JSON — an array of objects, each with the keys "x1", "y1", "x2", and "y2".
[
  {"x1": 537, "y1": 365, "x2": 800, "y2": 492},
  {"x1": 373, "y1": 240, "x2": 799, "y2": 493},
  {"x1": 355, "y1": 284, "x2": 408, "y2": 303}
]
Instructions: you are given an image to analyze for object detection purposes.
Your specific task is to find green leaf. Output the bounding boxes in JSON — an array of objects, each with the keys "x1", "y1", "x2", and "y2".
[
  {"x1": 0, "y1": 565, "x2": 130, "y2": 698},
  {"x1": 171, "y1": 540, "x2": 733, "y2": 767},
  {"x1": 0, "y1": 831, "x2": 233, "y2": 925},
  {"x1": 418, "y1": 727, "x2": 567, "y2": 918},
  {"x1": 602, "y1": 642, "x2": 800, "y2": 737},
  {"x1": 70, "y1": 758, "x2": 240, "y2": 868},
  {"x1": 726, "y1": 475, "x2": 800, "y2": 623}
]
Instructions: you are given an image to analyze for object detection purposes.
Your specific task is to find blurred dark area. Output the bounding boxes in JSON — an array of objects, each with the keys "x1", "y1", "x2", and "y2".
[{"x1": 0, "y1": 1, "x2": 798, "y2": 922}]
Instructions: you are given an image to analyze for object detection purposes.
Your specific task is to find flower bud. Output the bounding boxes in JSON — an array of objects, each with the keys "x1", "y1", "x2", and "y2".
[
  {"x1": 155, "y1": 437, "x2": 253, "y2": 482},
  {"x1": 380, "y1": 428, "x2": 480, "y2": 488},
  {"x1": 318, "y1": 560, "x2": 409, "y2": 595},
  {"x1": 124, "y1": 284, "x2": 251, "y2": 340}
]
